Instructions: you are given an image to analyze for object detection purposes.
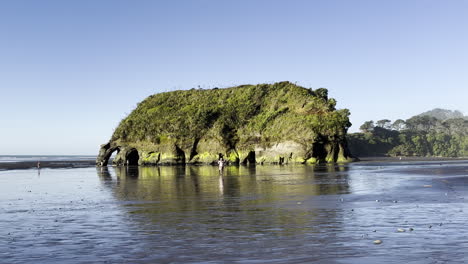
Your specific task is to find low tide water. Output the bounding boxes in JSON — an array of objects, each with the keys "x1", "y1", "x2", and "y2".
[
  {"x1": 1, "y1": 161, "x2": 468, "y2": 263},
  {"x1": 0, "y1": 155, "x2": 96, "y2": 163}
]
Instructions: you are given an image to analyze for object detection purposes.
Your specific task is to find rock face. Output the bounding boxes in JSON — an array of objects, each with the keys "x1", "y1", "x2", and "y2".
[{"x1": 97, "y1": 81, "x2": 355, "y2": 166}]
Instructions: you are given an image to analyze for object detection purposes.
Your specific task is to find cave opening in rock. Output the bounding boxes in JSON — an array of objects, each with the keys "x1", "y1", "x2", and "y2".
[
  {"x1": 279, "y1": 157, "x2": 285, "y2": 164},
  {"x1": 189, "y1": 139, "x2": 200, "y2": 161},
  {"x1": 126, "y1": 149, "x2": 139, "y2": 166},
  {"x1": 243, "y1": 151, "x2": 256, "y2": 164},
  {"x1": 312, "y1": 142, "x2": 327, "y2": 162},
  {"x1": 175, "y1": 145, "x2": 186, "y2": 164}
]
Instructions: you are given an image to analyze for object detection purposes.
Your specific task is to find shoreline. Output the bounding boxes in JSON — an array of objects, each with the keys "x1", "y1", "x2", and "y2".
[
  {"x1": 356, "y1": 156, "x2": 468, "y2": 164},
  {"x1": 0, "y1": 160, "x2": 96, "y2": 171},
  {"x1": 1, "y1": 156, "x2": 467, "y2": 171}
]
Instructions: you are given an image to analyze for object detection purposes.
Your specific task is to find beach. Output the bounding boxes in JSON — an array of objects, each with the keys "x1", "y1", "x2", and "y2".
[
  {"x1": 1, "y1": 159, "x2": 468, "y2": 263},
  {"x1": 0, "y1": 155, "x2": 97, "y2": 170},
  {"x1": 1, "y1": 155, "x2": 466, "y2": 171},
  {"x1": 0, "y1": 160, "x2": 96, "y2": 170}
]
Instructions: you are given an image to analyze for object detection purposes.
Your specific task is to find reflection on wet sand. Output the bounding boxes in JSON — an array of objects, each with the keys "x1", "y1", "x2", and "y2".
[
  {"x1": 96, "y1": 165, "x2": 351, "y2": 238},
  {"x1": 5, "y1": 162, "x2": 467, "y2": 263},
  {"x1": 100, "y1": 165, "x2": 350, "y2": 201}
]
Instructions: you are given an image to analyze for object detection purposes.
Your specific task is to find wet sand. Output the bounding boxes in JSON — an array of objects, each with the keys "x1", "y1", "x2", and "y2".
[
  {"x1": 0, "y1": 160, "x2": 96, "y2": 170},
  {"x1": 358, "y1": 156, "x2": 468, "y2": 163},
  {"x1": 1, "y1": 162, "x2": 468, "y2": 263},
  {"x1": 2, "y1": 156, "x2": 466, "y2": 171}
]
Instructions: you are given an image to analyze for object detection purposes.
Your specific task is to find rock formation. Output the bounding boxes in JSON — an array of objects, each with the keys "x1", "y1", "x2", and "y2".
[{"x1": 97, "y1": 81, "x2": 355, "y2": 166}]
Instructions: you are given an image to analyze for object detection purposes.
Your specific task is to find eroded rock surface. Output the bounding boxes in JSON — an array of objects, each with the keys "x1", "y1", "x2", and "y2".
[{"x1": 97, "y1": 82, "x2": 355, "y2": 166}]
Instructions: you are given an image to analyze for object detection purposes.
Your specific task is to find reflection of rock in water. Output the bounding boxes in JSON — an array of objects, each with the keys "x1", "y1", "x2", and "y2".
[
  {"x1": 97, "y1": 166, "x2": 112, "y2": 179},
  {"x1": 101, "y1": 165, "x2": 350, "y2": 203},
  {"x1": 97, "y1": 165, "x2": 351, "y2": 235},
  {"x1": 96, "y1": 167, "x2": 114, "y2": 188},
  {"x1": 125, "y1": 166, "x2": 140, "y2": 177},
  {"x1": 312, "y1": 164, "x2": 350, "y2": 195},
  {"x1": 92, "y1": 165, "x2": 360, "y2": 260}
]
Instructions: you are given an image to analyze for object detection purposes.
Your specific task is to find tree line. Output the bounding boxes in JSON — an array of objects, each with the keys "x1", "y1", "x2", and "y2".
[{"x1": 347, "y1": 111, "x2": 468, "y2": 157}]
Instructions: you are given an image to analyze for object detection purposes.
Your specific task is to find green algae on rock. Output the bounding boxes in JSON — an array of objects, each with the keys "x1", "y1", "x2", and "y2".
[{"x1": 96, "y1": 81, "x2": 354, "y2": 166}]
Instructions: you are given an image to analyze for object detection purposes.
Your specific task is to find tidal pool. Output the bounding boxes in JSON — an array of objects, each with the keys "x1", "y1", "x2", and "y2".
[{"x1": 1, "y1": 161, "x2": 468, "y2": 263}]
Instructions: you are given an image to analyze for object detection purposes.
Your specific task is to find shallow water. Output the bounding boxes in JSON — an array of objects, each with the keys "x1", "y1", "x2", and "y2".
[
  {"x1": 0, "y1": 155, "x2": 96, "y2": 163},
  {"x1": 1, "y1": 161, "x2": 468, "y2": 263}
]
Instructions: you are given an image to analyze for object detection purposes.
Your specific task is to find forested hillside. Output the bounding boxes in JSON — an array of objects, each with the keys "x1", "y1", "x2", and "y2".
[{"x1": 348, "y1": 109, "x2": 468, "y2": 157}]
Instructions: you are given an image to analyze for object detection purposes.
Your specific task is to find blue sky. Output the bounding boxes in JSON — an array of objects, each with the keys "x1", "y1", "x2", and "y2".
[{"x1": 1, "y1": 0, "x2": 467, "y2": 155}]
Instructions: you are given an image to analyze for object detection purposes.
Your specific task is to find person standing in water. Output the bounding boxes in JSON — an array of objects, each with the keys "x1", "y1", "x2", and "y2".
[{"x1": 218, "y1": 158, "x2": 225, "y2": 172}]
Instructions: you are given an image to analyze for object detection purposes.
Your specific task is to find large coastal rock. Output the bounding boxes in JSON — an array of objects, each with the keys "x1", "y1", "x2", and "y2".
[{"x1": 97, "y1": 81, "x2": 354, "y2": 166}]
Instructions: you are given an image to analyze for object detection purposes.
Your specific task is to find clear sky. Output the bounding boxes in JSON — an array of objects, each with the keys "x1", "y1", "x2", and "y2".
[{"x1": 1, "y1": 0, "x2": 467, "y2": 155}]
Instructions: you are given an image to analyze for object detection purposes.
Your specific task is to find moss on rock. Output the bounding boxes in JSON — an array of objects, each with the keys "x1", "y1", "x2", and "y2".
[{"x1": 97, "y1": 81, "x2": 355, "y2": 166}]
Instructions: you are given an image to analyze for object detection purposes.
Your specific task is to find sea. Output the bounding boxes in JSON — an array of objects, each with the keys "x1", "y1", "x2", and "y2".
[{"x1": 1, "y1": 157, "x2": 468, "y2": 263}]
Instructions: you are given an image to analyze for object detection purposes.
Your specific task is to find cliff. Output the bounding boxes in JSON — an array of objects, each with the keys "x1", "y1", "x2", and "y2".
[{"x1": 97, "y1": 81, "x2": 354, "y2": 166}]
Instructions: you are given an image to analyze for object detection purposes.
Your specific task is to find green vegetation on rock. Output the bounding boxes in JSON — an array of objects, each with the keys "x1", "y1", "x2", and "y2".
[{"x1": 97, "y1": 81, "x2": 354, "y2": 166}]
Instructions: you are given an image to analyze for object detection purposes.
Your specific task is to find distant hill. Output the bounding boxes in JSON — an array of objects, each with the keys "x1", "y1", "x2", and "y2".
[{"x1": 416, "y1": 108, "x2": 466, "y2": 120}]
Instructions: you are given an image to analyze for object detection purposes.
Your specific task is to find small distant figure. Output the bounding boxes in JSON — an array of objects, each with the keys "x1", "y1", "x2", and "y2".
[
  {"x1": 37, "y1": 161, "x2": 41, "y2": 169},
  {"x1": 218, "y1": 158, "x2": 225, "y2": 172}
]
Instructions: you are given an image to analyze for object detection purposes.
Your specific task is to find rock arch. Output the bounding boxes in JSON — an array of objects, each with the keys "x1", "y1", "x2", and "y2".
[
  {"x1": 97, "y1": 143, "x2": 142, "y2": 166},
  {"x1": 96, "y1": 143, "x2": 121, "y2": 166}
]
